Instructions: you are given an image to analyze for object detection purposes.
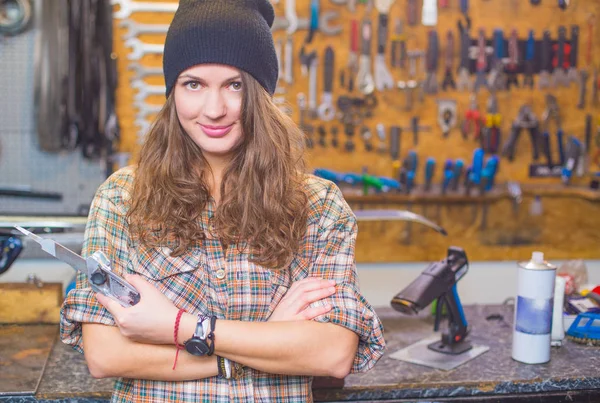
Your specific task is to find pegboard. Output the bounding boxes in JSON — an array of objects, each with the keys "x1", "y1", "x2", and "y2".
[
  {"x1": 110, "y1": 0, "x2": 600, "y2": 262},
  {"x1": 0, "y1": 14, "x2": 106, "y2": 216}
]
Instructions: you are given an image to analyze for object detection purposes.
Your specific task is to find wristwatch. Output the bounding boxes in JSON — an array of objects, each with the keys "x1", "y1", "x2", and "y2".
[{"x1": 184, "y1": 315, "x2": 215, "y2": 356}]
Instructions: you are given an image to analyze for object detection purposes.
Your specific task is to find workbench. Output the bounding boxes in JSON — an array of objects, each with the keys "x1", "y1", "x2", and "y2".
[{"x1": 1, "y1": 305, "x2": 599, "y2": 403}]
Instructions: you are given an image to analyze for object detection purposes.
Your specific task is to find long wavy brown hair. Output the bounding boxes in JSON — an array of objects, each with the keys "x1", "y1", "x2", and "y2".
[{"x1": 127, "y1": 71, "x2": 309, "y2": 270}]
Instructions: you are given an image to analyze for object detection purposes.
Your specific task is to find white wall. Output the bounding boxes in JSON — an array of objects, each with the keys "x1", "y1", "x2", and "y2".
[{"x1": 4, "y1": 258, "x2": 599, "y2": 308}]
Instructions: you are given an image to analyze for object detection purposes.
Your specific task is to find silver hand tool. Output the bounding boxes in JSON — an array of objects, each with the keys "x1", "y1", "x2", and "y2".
[
  {"x1": 14, "y1": 226, "x2": 140, "y2": 307},
  {"x1": 317, "y1": 47, "x2": 336, "y2": 121},
  {"x1": 113, "y1": 0, "x2": 178, "y2": 19},
  {"x1": 119, "y1": 20, "x2": 169, "y2": 40},
  {"x1": 128, "y1": 63, "x2": 162, "y2": 79},
  {"x1": 272, "y1": 11, "x2": 342, "y2": 36},
  {"x1": 374, "y1": 12, "x2": 394, "y2": 91},
  {"x1": 356, "y1": 19, "x2": 375, "y2": 95},
  {"x1": 354, "y1": 210, "x2": 447, "y2": 236},
  {"x1": 284, "y1": 36, "x2": 294, "y2": 84},
  {"x1": 285, "y1": 0, "x2": 298, "y2": 34},
  {"x1": 132, "y1": 79, "x2": 165, "y2": 102},
  {"x1": 126, "y1": 38, "x2": 164, "y2": 60}
]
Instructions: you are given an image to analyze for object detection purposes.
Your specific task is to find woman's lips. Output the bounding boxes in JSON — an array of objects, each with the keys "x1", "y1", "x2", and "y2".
[{"x1": 199, "y1": 123, "x2": 234, "y2": 138}]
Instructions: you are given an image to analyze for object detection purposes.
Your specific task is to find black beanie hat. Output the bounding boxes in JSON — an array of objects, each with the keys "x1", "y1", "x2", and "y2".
[{"x1": 163, "y1": 0, "x2": 278, "y2": 97}]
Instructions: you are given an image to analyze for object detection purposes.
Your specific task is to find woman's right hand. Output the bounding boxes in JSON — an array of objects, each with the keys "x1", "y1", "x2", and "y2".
[{"x1": 268, "y1": 277, "x2": 336, "y2": 322}]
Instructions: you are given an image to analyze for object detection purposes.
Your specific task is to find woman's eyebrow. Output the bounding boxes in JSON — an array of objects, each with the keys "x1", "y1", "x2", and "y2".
[{"x1": 178, "y1": 74, "x2": 241, "y2": 83}]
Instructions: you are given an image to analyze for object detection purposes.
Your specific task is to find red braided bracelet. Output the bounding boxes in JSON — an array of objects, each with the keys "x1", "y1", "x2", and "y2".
[{"x1": 172, "y1": 308, "x2": 186, "y2": 370}]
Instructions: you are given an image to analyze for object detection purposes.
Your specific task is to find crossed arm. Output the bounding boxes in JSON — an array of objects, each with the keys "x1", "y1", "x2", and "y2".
[{"x1": 83, "y1": 276, "x2": 358, "y2": 381}]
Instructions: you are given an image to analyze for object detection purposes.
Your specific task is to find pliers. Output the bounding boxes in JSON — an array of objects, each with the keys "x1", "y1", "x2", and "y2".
[
  {"x1": 540, "y1": 94, "x2": 565, "y2": 166},
  {"x1": 461, "y1": 94, "x2": 482, "y2": 140},
  {"x1": 501, "y1": 105, "x2": 541, "y2": 162}
]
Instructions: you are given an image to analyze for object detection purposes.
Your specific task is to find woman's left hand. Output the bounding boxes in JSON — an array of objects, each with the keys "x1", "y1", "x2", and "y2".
[{"x1": 95, "y1": 274, "x2": 179, "y2": 345}]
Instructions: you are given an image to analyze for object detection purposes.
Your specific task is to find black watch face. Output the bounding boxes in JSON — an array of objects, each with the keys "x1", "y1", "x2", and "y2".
[{"x1": 185, "y1": 339, "x2": 210, "y2": 356}]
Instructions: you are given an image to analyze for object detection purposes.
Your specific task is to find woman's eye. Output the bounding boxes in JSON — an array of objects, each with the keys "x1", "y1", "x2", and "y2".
[
  {"x1": 229, "y1": 81, "x2": 242, "y2": 91},
  {"x1": 185, "y1": 81, "x2": 200, "y2": 90}
]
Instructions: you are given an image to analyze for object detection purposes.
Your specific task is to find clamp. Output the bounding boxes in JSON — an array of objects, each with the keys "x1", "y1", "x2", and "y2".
[{"x1": 501, "y1": 104, "x2": 541, "y2": 162}]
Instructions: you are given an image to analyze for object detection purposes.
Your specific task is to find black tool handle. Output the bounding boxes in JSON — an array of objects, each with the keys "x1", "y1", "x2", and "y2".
[
  {"x1": 460, "y1": 29, "x2": 470, "y2": 69},
  {"x1": 557, "y1": 26, "x2": 566, "y2": 69},
  {"x1": 323, "y1": 46, "x2": 334, "y2": 93},
  {"x1": 377, "y1": 13, "x2": 389, "y2": 55},
  {"x1": 529, "y1": 127, "x2": 540, "y2": 161},
  {"x1": 542, "y1": 132, "x2": 553, "y2": 166},
  {"x1": 541, "y1": 30, "x2": 551, "y2": 71},
  {"x1": 390, "y1": 126, "x2": 401, "y2": 160},
  {"x1": 585, "y1": 114, "x2": 592, "y2": 153},
  {"x1": 361, "y1": 20, "x2": 372, "y2": 56},
  {"x1": 427, "y1": 30, "x2": 440, "y2": 71},
  {"x1": 570, "y1": 25, "x2": 579, "y2": 69}
]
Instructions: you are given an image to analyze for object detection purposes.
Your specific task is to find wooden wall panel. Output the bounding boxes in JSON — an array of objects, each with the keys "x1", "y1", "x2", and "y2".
[{"x1": 111, "y1": 0, "x2": 600, "y2": 262}]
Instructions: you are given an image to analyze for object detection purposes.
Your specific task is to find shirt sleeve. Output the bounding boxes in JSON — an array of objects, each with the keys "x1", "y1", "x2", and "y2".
[
  {"x1": 308, "y1": 185, "x2": 386, "y2": 373},
  {"x1": 59, "y1": 183, "x2": 131, "y2": 354}
]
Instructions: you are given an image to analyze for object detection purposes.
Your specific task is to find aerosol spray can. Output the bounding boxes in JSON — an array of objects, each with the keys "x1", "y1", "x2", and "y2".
[{"x1": 512, "y1": 251, "x2": 557, "y2": 364}]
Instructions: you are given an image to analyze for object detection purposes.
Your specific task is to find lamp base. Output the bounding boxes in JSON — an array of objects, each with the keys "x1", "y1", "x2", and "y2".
[{"x1": 427, "y1": 339, "x2": 473, "y2": 355}]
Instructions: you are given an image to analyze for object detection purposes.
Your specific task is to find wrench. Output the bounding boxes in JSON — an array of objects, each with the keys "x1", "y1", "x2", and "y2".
[
  {"x1": 356, "y1": 19, "x2": 375, "y2": 95},
  {"x1": 119, "y1": 20, "x2": 169, "y2": 40},
  {"x1": 275, "y1": 38, "x2": 283, "y2": 83},
  {"x1": 285, "y1": 0, "x2": 298, "y2": 35},
  {"x1": 272, "y1": 11, "x2": 342, "y2": 36},
  {"x1": 132, "y1": 79, "x2": 165, "y2": 102},
  {"x1": 112, "y1": 0, "x2": 178, "y2": 19},
  {"x1": 128, "y1": 63, "x2": 162, "y2": 79},
  {"x1": 374, "y1": 13, "x2": 394, "y2": 91},
  {"x1": 284, "y1": 37, "x2": 293, "y2": 84},
  {"x1": 126, "y1": 38, "x2": 164, "y2": 60},
  {"x1": 136, "y1": 102, "x2": 162, "y2": 120},
  {"x1": 308, "y1": 55, "x2": 319, "y2": 118},
  {"x1": 577, "y1": 69, "x2": 589, "y2": 110},
  {"x1": 318, "y1": 47, "x2": 336, "y2": 121},
  {"x1": 397, "y1": 80, "x2": 417, "y2": 111}
]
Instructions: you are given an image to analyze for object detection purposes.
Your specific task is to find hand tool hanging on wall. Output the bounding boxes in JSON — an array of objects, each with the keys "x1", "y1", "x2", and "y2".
[
  {"x1": 567, "y1": 25, "x2": 580, "y2": 84},
  {"x1": 577, "y1": 69, "x2": 589, "y2": 110},
  {"x1": 481, "y1": 94, "x2": 501, "y2": 153},
  {"x1": 473, "y1": 29, "x2": 488, "y2": 92},
  {"x1": 390, "y1": 19, "x2": 407, "y2": 69},
  {"x1": 487, "y1": 29, "x2": 506, "y2": 91},
  {"x1": 541, "y1": 94, "x2": 565, "y2": 165},
  {"x1": 421, "y1": 0, "x2": 437, "y2": 26},
  {"x1": 585, "y1": 114, "x2": 592, "y2": 157},
  {"x1": 423, "y1": 30, "x2": 440, "y2": 94},
  {"x1": 502, "y1": 105, "x2": 541, "y2": 162},
  {"x1": 0, "y1": 234, "x2": 23, "y2": 276},
  {"x1": 284, "y1": 37, "x2": 294, "y2": 85},
  {"x1": 505, "y1": 29, "x2": 520, "y2": 90},
  {"x1": 461, "y1": 94, "x2": 482, "y2": 140},
  {"x1": 390, "y1": 126, "x2": 402, "y2": 162},
  {"x1": 421, "y1": 157, "x2": 436, "y2": 232},
  {"x1": 357, "y1": 19, "x2": 375, "y2": 95},
  {"x1": 400, "y1": 151, "x2": 418, "y2": 244},
  {"x1": 522, "y1": 30, "x2": 535, "y2": 89},
  {"x1": 552, "y1": 26, "x2": 569, "y2": 88},
  {"x1": 318, "y1": 47, "x2": 336, "y2": 121},
  {"x1": 441, "y1": 30, "x2": 456, "y2": 91},
  {"x1": 479, "y1": 155, "x2": 499, "y2": 231},
  {"x1": 437, "y1": 100, "x2": 457, "y2": 138},
  {"x1": 297, "y1": 93, "x2": 314, "y2": 148},
  {"x1": 406, "y1": 0, "x2": 418, "y2": 26},
  {"x1": 305, "y1": 0, "x2": 319, "y2": 44},
  {"x1": 403, "y1": 117, "x2": 431, "y2": 146},
  {"x1": 456, "y1": 19, "x2": 472, "y2": 92},
  {"x1": 397, "y1": 80, "x2": 418, "y2": 111},
  {"x1": 376, "y1": 123, "x2": 387, "y2": 154},
  {"x1": 361, "y1": 126, "x2": 374, "y2": 152},
  {"x1": 273, "y1": 9, "x2": 343, "y2": 35},
  {"x1": 374, "y1": 3, "x2": 395, "y2": 91},
  {"x1": 344, "y1": 19, "x2": 359, "y2": 92},
  {"x1": 562, "y1": 136, "x2": 582, "y2": 185},
  {"x1": 449, "y1": 159, "x2": 465, "y2": 191},
  {"x1": 538, "y1": 30, "x2": 552, "y2": 90}
]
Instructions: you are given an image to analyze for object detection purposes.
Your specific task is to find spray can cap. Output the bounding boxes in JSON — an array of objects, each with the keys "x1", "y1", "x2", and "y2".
[{"x1": 532, "y1": 251, "x2": 544, "y2": 264}]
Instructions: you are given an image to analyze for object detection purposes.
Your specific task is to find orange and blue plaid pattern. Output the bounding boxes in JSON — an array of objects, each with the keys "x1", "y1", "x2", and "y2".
[{"x1": 60, "y1": 166, "x2": 385, "y2": 402}]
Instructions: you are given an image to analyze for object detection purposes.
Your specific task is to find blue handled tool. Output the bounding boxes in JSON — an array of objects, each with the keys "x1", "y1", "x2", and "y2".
[
  {"x1": 562, "y1": 136, "x2": 583, "y2": 185},
  {"x1": 0, "y1": 235, "x2": 23, "y2": 276},
  {"x1": 450, "y1": 159, "x2": 465, "y2": 191},
  {"x1": 424, "y1": 157, "x2": 436, "y2": 192},
  {"x1": 313, "y1": 168, "x2": 343, "y2": 184}
]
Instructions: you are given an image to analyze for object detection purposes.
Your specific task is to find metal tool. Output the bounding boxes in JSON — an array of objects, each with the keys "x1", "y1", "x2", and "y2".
[
  {"x1": 402, "y1": 117, "x2": 431, "y2": 146},
  {"x1": 562, "y1": 136, "x2": 583, "y2": 185},
  {"x1": 284, "y1": 36, "x2": 294, "y2": 85},
  {"x1": 522, "y1": 30, "x2": 535, "y2": 89},
  {"x1": 538, "y1": 30, "x2": 552, "y2": 89},
  {"x1": 113, "y1": 0, "x2": 178, "y2": 19},
  {"x1": 437, "y1": 99, "x2": 457, "y2": 137},
  {"x1": 128, "y1": 63, "x2": 162, "y2": 79},
  {"x1": 284, "y1": 0, "x2": 298, "y2": 34},
  {"x1": 423, "y1": 30, "x2": 439, "y2": 94},
  {"x1": 487, "y1": 29, "x2": 506, "y2": 91},
  {"x1": 577, "y1": 69, "x2": 589, "y2": 109},
  {"x1": 505, "y1": 29, "x2": 520, "y2": 90},
  {"x1": 357, "y1": 19, "x2": 375, "y2": 95},
  {"x1": 355, "y1": 210, "x2": 446, "y2": 236},
  {"x1": 14, "y1": 226, "x2": 140, "y2": 307},
  {"x1": 390, "y1": 18, "x2": 407, "y2": 69},
  {"x1": 481, "y1": 94, "x2": 501, "y2": 153},
  {"x1": 318, "y1": 47, "x2": 336, "y2": 121},
  {"x1": 502, "y1": 105, "x2": 541, "y2": 162},
  {"x1": 441, "y1": 30, "x2": 456, "y2": 91},
  {"x1": 119, "y1": 20, "x2": 169, "y2": 40},
  {"x1": 374, "y1": 12, "x2": 395, "y2": 91},
  {"x1": 551, "y1": 26, "x2": 568, "y2": 87},
  {"x1": 473, "y1": 29, "x2": 488, "y2": 92},
  {"x1": 125, "y1": 38, "x2": 164, "y2": 60},
  {"x1": 456, "y1": 19, "x2": 472, "y2": 92},
  {"x1": 397, "y1": 80, "x2": 417, "y2": 111},
  {"x1": 273, "y1": 10, "x2": 342, "y2": 36},
  {"x1": 132, "y1": 79, "x2": 165, "y2": 102},
  {"x1": 461, "y1": 94, "x2": 482, "y2": 140},
  {"x1": 567, "y1": 25, "x2": 580, "y2": 84},
  {"x1": 376, "y1": 123, "x2": 387, "y2": 154}
]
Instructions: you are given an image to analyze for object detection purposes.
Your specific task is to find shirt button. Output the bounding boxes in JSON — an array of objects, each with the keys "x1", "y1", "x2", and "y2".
[{"x1": 215, "y1": 269, "x2": 225, "y2": 279}]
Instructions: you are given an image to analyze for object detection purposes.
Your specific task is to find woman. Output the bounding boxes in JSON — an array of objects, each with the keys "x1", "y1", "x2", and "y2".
[{"x1": 60, "y1": 0, "x2": 385, "y2": 401}]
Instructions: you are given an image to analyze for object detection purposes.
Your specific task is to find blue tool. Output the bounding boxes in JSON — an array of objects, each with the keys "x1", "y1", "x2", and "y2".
[
  {"x1": 313, "y1": 168, "x2": 343, "y2": 184},
  {"x1": 403, "y1": 151, "x2": 418, "y2": 194},
  {"x1": 482, "y1": 155, "x2": 499, "y2": 192},
  {"x1": 562, "y1": 136, "x2": 583, "y2": 185},
  {"x1": 0, "y1": 235, "x2": 23, "y2": 276},
  {"x1": 424, "y1": 157, "x2": 436, "y2": 192},
  {"x1": 450, "y1": 159, "x2": 465, "y2": 191},
  {"x1": 442, "y1": 159, "x2": 454, "y2": 195}
]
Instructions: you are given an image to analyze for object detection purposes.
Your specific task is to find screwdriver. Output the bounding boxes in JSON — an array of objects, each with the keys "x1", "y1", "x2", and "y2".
[
  {"x1": 562, "y1": 136, "x2": 583, "y2": 185},
  {"x1": 422, "y1": 157, "x2": 436, "y2": 228},
  {"x1": 450, "y1": 159, "x2": 464, "y2": 191},
  {"x1": 403, "y1": 151, "x2": 418, "y2": 244}
]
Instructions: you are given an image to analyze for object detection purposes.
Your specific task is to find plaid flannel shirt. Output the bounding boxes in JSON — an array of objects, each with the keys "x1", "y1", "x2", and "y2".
[{"x1": 60, "y1": 166, "x2": 385, "y2": 403}]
